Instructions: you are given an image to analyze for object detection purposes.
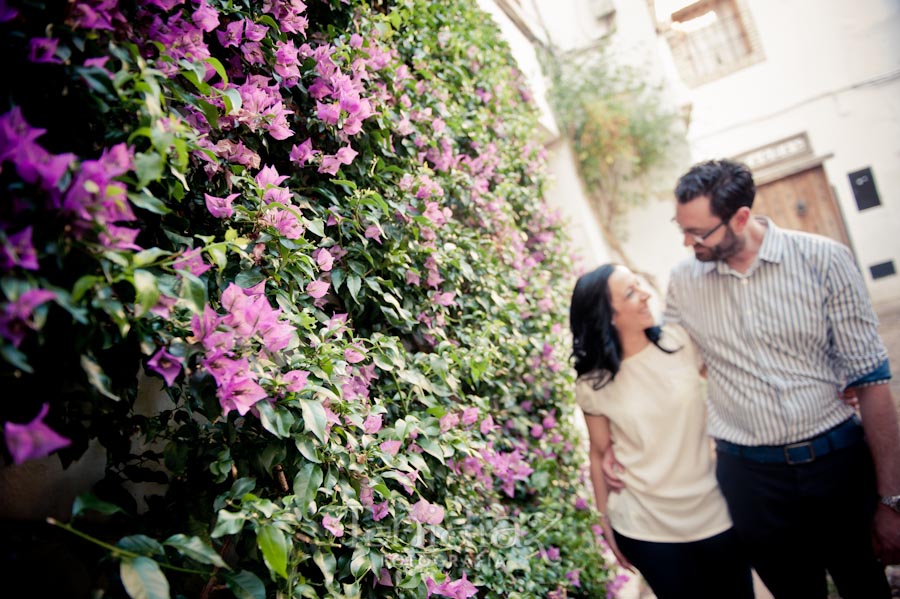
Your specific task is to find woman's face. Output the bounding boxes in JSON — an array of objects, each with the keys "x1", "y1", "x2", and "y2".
[{"x1": 607, "y1": 266, "x2": 654, "y2": 333}]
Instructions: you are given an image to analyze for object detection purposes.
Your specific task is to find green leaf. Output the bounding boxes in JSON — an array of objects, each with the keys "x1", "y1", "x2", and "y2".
[
  {"x1": 221, "y1": 87, "x2": 242, "y2": 115},
  {"x1": 163, "y1": 534, "x2": 228, "y2": 568},
  {"x1": 256, "y1": 524, "x2": 289, "y2": 580},
  {"x1": 178, "y1": 271, "x2": 207, "y2": 314},
  {"x1": 71, "y1": 275, "x2": 101, "y2": 302},
  {"x1": 133, "y1": 269, "x2": 159, "y2": 316},
  {"x1": 224, "y1": 570, "x2": 266, "y2": 599},
  {"x1": 295, "y1": 437, "x2": 322, "y2": 463},
  {"x1": 346, "y1": 274, "x2": 361, "y2": 302},
  {"x1": 256, "y1": 400, "x2": 294, "y2": 438},
  {"x1": 211, "y1": 510, "x2": 246, "y2": 538},
  {"x1": 118, "y1": 535, "x2": 165, "y2": 557},
  {"x1": 119, "y1": 556, "x2": 170, "y2": 599},
  {"x1": 128, "y1": 190, "x2": 171, "y2": 215},
  {"x1": 1, "y1": 344, "x2": 32, "y2": 373},
  {"x1": 72, "y1": 493, "x2": 125, "y2": 518},
  {"x1": 132, "y1": 248, "x2": 171, "y2": 267},
  {"x1": 299, "y1": 399, "x2": 327, "y2": 444},
  {"x1": 313, "y1": 549, "x2": 336, "y2": 586},
  {"x1": 292, "y1": 462, "x2": 323, "y2": 511},
  {"x1": 204, "y1": 56, "x2": 228, "y2": 84},
  {"x1": 134, "y1": 151, "x2": 164, "y2": 187},
  {"x1": 81, "y1": 354, "x2": 120, "y2": 400},
  {"x1": 349, "y1": 545, "x2": 371, "y2": 578}
]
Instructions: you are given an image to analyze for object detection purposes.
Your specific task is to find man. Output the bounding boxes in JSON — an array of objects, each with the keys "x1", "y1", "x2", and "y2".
[{"x1": 606, "y1": 159, "x2": 900, "y2": 598}]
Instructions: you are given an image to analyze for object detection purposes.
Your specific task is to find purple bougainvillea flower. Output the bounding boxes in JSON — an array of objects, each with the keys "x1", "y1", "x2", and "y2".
[
  {"x1": 362, "y1": 414, "x2": 382, "y2": 434},
  {"x1": 322, "y1": 515, "x2": 344, "y2": 537},
  {"x1": 28, "y1": 37, "x2": 63, "y2": 64},
  {"x1": 371, "y1": 501, "x2": 389, "y2": 521},
  {"x1": 204, "y1": 192, "x2": 239, "y2": 218},
  {"x1": 379, "y1": 440, "x2": 401, "y2": 456},
  {"x1": 282, "y1": 369, "x2": 309, "y2": 392},
  {"x1": 0, "y1": 288, "x2": 55, "y2": 347},
  {"x1": 173, "y1": 248, "x2": 212, "y2": 277},
  {"x1": 1, "y1": 227, "x2": 39, "y2": 271},
  {"x1": 344, "y1": 347, "x2": 365, "y2": 363},
  {"x1": 314, "y1": 248, "x2": 334, "y2": 271},
  {"x1": 289, "y1": 138, "x2": 315, "y2": 166},
  {"x1": 306, "y1": 279, "x2": 329, "y2": 299},
  {"x1": 409, "y1": 498, "x2": 444, "y2": 525},
  {"x1": 147, "y1": 347, "x2": 183, "y2": 387},
  {"x1": 0, "y1": 1, "x2": 19, "y2": 23},
  {"x1": 364, "y1": 224, "x2": 382, "y2": 244},
  {"x1": 4, "y1": 403, "x2": 71, "y2": 465}
]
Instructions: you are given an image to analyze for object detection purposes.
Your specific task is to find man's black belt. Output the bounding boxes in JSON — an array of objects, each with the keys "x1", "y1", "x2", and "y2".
[{"x1": 715, "y1": 416, "x2": 864, "y2": 465}]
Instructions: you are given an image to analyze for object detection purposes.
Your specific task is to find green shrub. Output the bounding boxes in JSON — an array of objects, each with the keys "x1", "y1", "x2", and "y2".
[{"x1": 0, "y1": 0, "x2": 614, "y2": 597}]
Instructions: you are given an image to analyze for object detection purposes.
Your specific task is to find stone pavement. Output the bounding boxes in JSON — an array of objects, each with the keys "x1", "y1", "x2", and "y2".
[{"x1": 617, "y1": 299, "x2": 900, "y2": 599}]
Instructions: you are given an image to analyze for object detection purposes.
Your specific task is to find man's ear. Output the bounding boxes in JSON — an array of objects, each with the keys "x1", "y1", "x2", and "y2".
[{"x1": 730, "y1": 206, "x2": 752, "y2": 233}]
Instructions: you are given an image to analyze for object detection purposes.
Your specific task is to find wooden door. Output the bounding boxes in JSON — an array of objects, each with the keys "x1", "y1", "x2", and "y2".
[{"x1": 754, "y1": 166, "x2": 851, "y2": 246}]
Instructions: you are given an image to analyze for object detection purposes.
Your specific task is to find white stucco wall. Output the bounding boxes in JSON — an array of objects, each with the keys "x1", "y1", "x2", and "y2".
[{"x1": 660, "y1": 0, "x2": 900, "y2": 305}]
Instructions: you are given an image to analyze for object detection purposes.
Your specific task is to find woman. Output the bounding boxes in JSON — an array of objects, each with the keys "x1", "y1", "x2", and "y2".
[{"x1": 569, "y1": 264, "x2": 754, "y2": 599}]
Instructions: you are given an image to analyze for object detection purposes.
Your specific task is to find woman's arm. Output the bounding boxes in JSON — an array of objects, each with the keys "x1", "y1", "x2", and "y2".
[{"x1": 584, "y1": 413, "x2": 633, "y2": 571}]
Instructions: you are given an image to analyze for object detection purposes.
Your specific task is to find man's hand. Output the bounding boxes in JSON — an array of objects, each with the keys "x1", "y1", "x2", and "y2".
[
  {"x1": 873, "y1": 505, "x2": 900, "y2": 565},
  {"x1": 840, "y1": 386, "x2": 860, "y2": 409},
  {"x1": 601, "y1": 445, "x2": 626, "y2": 493}
]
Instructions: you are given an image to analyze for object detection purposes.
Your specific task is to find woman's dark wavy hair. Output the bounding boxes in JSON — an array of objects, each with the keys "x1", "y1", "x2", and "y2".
[{"x1": 569, "y1": 264, "x2": 677, "y2": 389}]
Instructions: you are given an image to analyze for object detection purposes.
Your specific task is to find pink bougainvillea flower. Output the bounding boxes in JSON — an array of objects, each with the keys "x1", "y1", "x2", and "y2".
[
  {"x1": 204, "y1": 192, "x2": 239, "y2": 218},
  {"x1": 173, "y1": 248, "x2": 212, "y2": 277},
  {"x1": 306, "y1": 279, "x2": 329, "y2": 299},
  {"x1": 362, "y1": 414, "x2": 382, "y2": 434},
  {"x1": 0, "y1": 288, "x2": 55, "y2": 347},
  {"x1": 426, "y1": 572, "x2": 478, "y2": 599},
  {"x1": 1, "y1": 227, "x2": 39, "y2": 271},
  {"x1": 4, "y1": 403, "x2": 71, "y2": 465},
  {"x1": 364, "y1": 224, "x2": 382, "y2": 244},
  {"x1": 289, "y1": 138, "x2": 315, "y2": 166},
  {"x1": 379, "y1": 439, "x2": 401, "y2": 456},
  {"x1": 314, "y1": 248, "x2": 334, "y2": 271},
  {"x1": 216, "y1": 19, "x2": 244, "y2": 47},
  {"x1": 439, "y1": 412, "x2": 459, "y2": 432},
  {"x1": 283, "y1": 369, "x2": 309, "y2": 392},
  {"x1": 191, "y1": 0, "x2": 220, "y2": 32},
  {"x1": 27, "y1": 37, "x2": 63, "y2": 64},
  {"x1": 376, "y1": 568, "x2": 393, "y2": 587},
  {"x1": 344, "y1": 347, "x2": 365, "y2": 363},
  {"x1": 409, "y1": 498, "x2": 445, "y2": 525},
  {"x1": 322, "y1": 514, "x2": 344, "y2": 537},
  {"x1": 217, "y1": 372, "x2": 268, "y2": 416},
  {"x1": 147, "y1": 347, "x2": 183, "y2": 387},
  {"x1": 461, "y1": 407, "x2": 479, "y2": 426},
  {"x1": 371, "y1": 501, "x2": 389, "y2": 521}
]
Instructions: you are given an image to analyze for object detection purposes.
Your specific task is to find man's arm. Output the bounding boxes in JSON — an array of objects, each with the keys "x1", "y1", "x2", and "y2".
[{"x1": 856, "y1": 383, "x2": 900, "y2": 565}]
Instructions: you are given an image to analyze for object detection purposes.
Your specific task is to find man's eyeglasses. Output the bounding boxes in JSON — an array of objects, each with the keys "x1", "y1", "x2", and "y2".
[{"x1": 672, "y1": 218, "x2": 726, "y2": 245}]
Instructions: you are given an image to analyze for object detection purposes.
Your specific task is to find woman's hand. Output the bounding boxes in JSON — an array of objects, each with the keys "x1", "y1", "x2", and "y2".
[{"x1": 600, "y1": 516, "x2": 633, "y2": 572}]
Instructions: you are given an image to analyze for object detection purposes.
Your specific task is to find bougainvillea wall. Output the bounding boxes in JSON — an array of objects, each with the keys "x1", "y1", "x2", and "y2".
[{"x1": 0, "y1": 0, "x2": 622, "y2": 597}]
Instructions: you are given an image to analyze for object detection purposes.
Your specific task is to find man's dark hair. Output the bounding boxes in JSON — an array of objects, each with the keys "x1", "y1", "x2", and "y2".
[{"x1": 675, "y1": 159, "x2": 756, "y2": 221}]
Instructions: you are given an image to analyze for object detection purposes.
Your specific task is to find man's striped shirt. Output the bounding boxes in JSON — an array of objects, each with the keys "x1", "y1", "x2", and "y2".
[{"x1": 663, "y1": 218, "x2": 889, "y2": 445}]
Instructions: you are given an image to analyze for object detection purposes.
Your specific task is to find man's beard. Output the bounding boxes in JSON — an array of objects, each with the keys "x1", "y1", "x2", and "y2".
[{"x1": 693, "y1": 226, "x2": 743, "y2": 262}]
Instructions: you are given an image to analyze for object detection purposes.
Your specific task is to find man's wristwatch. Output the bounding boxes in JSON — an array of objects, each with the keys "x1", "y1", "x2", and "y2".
[{"x1": 880, "y1": 495, "x2": 900, "y2": 513}]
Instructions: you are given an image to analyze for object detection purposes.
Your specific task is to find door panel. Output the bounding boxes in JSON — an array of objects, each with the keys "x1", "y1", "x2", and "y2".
[{"x1": 754, "y1": 166, "x2": 851, "y2": 246}]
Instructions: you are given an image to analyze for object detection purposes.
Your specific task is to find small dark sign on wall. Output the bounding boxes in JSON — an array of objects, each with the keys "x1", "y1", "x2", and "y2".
[
  {"x1": 848, "y1": 167, "x2": 881, "y2": 211},
  {"x1": 870, "y1": 260, "x2": 896, "y2": 280}
]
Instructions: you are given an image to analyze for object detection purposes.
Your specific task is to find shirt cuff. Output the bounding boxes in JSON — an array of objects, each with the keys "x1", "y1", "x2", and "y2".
[{"x1": 846, "y1": 359, "x2": 892, "y2": 389}]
